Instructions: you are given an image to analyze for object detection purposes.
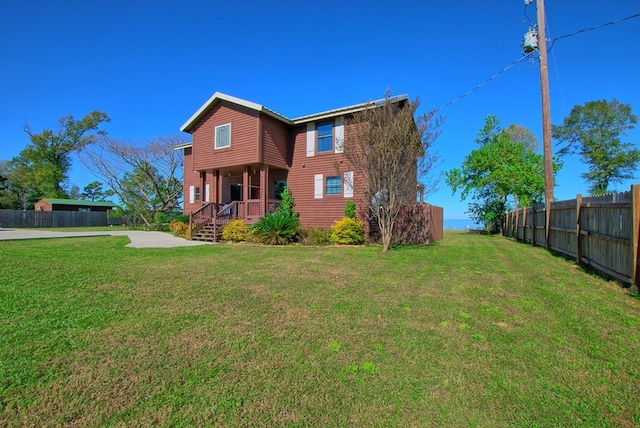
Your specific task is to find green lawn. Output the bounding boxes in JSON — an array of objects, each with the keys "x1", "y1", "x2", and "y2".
[{"x1": 1, "y1": 232, "x2": 639, "y2": 427}]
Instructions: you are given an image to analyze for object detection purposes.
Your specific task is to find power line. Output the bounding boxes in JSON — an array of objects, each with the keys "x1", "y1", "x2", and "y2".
[
  {"x1": 457, "y1": 0, "x2": 528, "y2": 24},
  {"x1": 545, "y1": 14, "x2": 567, "y2": 117},
  {"x1": 550, "y1": 12, "x2": 640, "y2": 49},
  {"x1": 436, "y1": 56, "x2": 529, "y2": 112}
]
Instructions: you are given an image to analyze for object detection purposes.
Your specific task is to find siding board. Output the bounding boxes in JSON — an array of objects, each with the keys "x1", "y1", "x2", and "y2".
[
  {"x1": 191, "y1": 102, "x2": 260, "y2": 171},
  {"x1": 261, "y1": 115, "x2": 289, "y2": 169}
]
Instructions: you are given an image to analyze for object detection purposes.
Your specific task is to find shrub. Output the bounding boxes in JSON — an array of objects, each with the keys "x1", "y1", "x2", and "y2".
[
  {"x1": 222, "y1": 220, "x2": 251, "y2": 242},
  {"x1": 277, "y1": 186, "x2": 296, "y2": 216},
  {"x1": 252, "y1": 210, "x2": 300, "y2": 245},
  {"x1": 174, "y1": 214, "x2": 190, "y2": 224},
  {"x1": 331, "y1": 217, "x2": 365, "y2": 245},
  {"x1": 169, "y1": 219, "x2": 190, "y2": 239},
  {"x1": 344, "y1": 201, "x2": 356, "y2": 220},
  {"x1": 301, "y1": 226, "x2": 332, "y2": 245}
]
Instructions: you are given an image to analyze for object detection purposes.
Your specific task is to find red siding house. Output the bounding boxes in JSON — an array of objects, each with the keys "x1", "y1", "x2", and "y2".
[{"x1": 178, "y1": 92, "x2": 412, "y2": 239}]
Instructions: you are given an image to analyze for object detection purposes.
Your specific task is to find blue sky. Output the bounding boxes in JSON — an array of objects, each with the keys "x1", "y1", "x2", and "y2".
[{"x1": 1, "y1": 0, "x2": 639, "y2": 219}]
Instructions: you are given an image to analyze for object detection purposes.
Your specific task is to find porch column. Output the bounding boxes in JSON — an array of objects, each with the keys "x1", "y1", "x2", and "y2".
[
  {"x1": 260, "y1": 164, "x2": 269, "y2": 215},
  {"x1": 197, "y1": 171, "x2": 206, "y2": 206},
  {"x1": 243, "y1": 166, "x2": 250, "y2": 202},
  {"x1": 200, "y1": 172, "x2": 206, "y2": 205},
  {"x1": 214, "y1": 170, "x2": 220, "y2": 205}
]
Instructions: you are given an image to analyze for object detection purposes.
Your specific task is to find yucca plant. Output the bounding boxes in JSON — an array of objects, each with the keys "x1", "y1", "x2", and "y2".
[{"x1": 252, "y1": 210, "x2": 300, "y2": 245}]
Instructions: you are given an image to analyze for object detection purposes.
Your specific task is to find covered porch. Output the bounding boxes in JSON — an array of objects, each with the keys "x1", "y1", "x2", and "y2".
[{"x1": 189, "y1": 163, "x2": 286, "y2": 241}]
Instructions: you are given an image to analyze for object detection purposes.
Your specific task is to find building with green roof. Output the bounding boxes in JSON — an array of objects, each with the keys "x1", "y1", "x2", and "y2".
[{"x1": 34, "y1": 198, "x2": 118, "y2": 212}]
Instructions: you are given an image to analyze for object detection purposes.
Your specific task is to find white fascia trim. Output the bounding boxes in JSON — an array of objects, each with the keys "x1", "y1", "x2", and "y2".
[
  {"x1": 173, "y1": 142, "x2": 193, "y2": 151},
  {"x1": 180, "y1": 92, "x2": 291, "y2": 132},
  {"x1": 292, "y1": 94, "x2": 409, "y2": 125}
]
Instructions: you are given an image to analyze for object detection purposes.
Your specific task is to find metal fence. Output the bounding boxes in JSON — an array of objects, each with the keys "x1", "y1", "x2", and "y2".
[
  {"x1": 0, "y1": 210, "x2": 122, "y2": 228},
  {"x1": 503, "y1": 185, "x2": 640, "y2": 286}
]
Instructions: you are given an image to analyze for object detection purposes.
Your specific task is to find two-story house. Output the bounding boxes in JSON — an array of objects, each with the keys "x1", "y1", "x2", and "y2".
[{"x1": 177, "y1": 92, "x2": 412, "y2": 238}]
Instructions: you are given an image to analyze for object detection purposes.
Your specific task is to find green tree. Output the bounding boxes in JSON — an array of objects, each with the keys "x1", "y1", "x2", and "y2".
[
  {"x1": 13, "y1": 111, "x2": 110, "y2": 200},
  {"x1": 552, "y1": 99, "x2": 639, "y2": 195},
  {"x1": 81, "y1": 181, "x2": 114, "y2": 201},
  {"x1": 445, "y1": 116, "x2": 553, "y2": 232},
  {"x1": 0, "y1": 160, "x2": 33, "y2": 209}
]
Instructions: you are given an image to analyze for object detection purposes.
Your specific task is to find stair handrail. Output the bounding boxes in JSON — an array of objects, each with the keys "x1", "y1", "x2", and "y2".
[
  {"x1": 189, "y1": 202, "x2": 217, "y2": 236},
  {"x1": 216, "y1": 200, "x2": 240, "y2": 219}
]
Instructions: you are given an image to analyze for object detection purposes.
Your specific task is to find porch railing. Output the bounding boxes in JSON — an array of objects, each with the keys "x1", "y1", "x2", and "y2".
[
  {"x1": 189, "y1": 199, "x2": 282, "y2": 238},
  {"x1": 189, "y1": 202, "x2": 217, "y2": 236},
  {"x1": 242, "y1": 199, "x2": 281, "y2": 222},
  {"x1": 213, "y1": 201, "x2": 241, "y2": 234}
]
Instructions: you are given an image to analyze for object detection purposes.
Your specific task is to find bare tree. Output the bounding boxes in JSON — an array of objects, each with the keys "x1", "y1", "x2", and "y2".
[
  {"x1": 342, "y1": 92, "x2": 443, "y2": 252},
  {"x1": 80, "y1": 135, "x2": 185, "y2": 227},
  {"x1": 504, "y1": 124, "x2": 539, "y2": 152}
]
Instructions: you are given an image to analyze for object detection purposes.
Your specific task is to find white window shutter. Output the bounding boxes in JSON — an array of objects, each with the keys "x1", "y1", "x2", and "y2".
[
  {"x1": 306, "y1": 122, "x2": 315, "y2": 157},
  {"x1": 189, "y1": 186, "x2": 195, "y2": 204},
  {"x1": 343, "y1": 171, "x2": 354, "y2": 198},
  {"x1": 334, "y1": 117, "x2": 344, "y2": 154},
  {"x1": 314, "y1": 174, "x2": 323, "y2": 199},
  {"x1": 205, "y1": 184, "x2": 210, "y2": 202}
]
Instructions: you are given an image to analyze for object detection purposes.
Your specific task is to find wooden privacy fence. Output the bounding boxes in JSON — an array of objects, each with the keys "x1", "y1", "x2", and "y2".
[
  {"x1": 398, "y1": 203, "x2": 443, "y2": 244},
  {"x1": 503, "y1": 185, "x2": 640, "y2": 286},
  {"x1": 0, "y1": 209, "x2": 122, "y2": 228},
  {"x1": 376, "y1": 203, "x2": 443, "y2": 244}
]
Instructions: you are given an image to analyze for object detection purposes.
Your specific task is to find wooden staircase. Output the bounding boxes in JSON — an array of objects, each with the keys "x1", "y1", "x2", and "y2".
[
  {"x1": 188, "y1": 199, "x2": 279, "y2": 242},
  {"x1": 191, "y1": 223, "x2": 221, "y2": 242},
  {"x1": 189, "y1": 201, "x2": 240, "y2": 243}
]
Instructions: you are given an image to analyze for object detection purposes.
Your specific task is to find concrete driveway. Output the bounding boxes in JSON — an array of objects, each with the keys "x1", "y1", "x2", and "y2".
[{"x1": 0, "y1": 228, "x2": 210, "y2": 248}]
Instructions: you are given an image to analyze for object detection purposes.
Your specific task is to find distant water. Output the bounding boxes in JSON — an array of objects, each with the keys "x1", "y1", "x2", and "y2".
[{"x1": 443, "y1": 219, "x2": 484, "y2": 230}]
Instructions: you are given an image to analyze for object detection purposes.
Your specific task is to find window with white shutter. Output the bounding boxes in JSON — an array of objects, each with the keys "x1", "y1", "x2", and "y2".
[
  {"x1": 343, "y1": 171, "x2": 354, "y2": 198},
  {"x1": 334, "y1": 117, "x2": 344, "y2": 154},
  {"x1": 314, "y1": 174, "x2": 323, "y2": 199},
  {"x1": 306, "y1": 123, "x2": 315, "y2": 157}
]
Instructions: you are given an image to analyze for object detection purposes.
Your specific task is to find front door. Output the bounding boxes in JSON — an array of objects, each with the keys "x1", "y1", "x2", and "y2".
[{"x1": 230, "y1": 184, "x2": 241, "y2": 202}]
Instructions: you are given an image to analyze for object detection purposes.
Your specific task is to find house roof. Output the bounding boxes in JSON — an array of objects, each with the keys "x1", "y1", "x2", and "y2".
[
  {"x1": 180, "y1": 92, "x2": 290, "y2": 133},
  {"x1": 41, "y1": 198, "x2": 118, "y2": 208},
  {"x1": 179, "y1": 92, "x2": 409, "y2": 133},
  {"x1": 173, "y1": 141, "x2": 193, "y2": 150},
  {"x1": 291, "y1": 94, "x2": 409, "y2": 124}
]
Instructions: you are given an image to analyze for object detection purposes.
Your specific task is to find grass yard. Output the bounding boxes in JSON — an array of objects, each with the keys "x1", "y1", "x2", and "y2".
[{"x1": 1, "y1": 231, "x2": 639, "y2": 426}]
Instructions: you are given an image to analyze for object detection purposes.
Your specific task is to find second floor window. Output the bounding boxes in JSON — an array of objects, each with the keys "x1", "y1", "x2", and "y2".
[{"x1": 317, "y1": 122, "x2": 333, "y2": 152}]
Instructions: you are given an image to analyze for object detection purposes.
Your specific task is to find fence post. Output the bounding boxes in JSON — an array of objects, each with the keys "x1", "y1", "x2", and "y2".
[
  {"x1": 503, "y1": 211, "x2": 508, "y2": 236},
  {"x1": 531, "y1": 205, "x2": 536, "y2": 246},
  {"x1": 545, "y1": 201, "x2": 551, "y2": 250},
  {"x1": 631, "y1": 185, "x2": 640, "y2": 287},
  {"x1": 523, "y1": 207, "x2": 528, "y2": 244},
  {"x1": 576, "y1": 194, "x2": 582, "y2": 267},
  {"x1": 510, "y1": 210, "x2": 514, "y2": 237},
  {"x1": 515, "y1": 208, "x2": 520, "y2": 241},
  {"x1": 504, "y1": 211, "x2": 510, "y2": 237}
]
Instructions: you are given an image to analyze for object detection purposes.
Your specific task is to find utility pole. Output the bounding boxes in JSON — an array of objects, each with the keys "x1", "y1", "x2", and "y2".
[{"x1": 537, "y1": 0, "x2": 554, "y2": 249}]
